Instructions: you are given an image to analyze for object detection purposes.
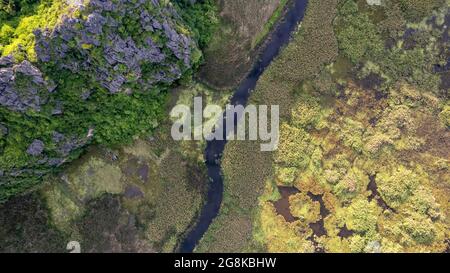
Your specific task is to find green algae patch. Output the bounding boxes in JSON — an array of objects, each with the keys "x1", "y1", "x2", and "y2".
[
  {"x1": 42, "y1": 183, "x2": 83, "y2": 233},
  {"x1": 66, "y1": 157, "x2": 124, "y2": 201},
  {"x1": 42, "y1": 154, "x2": 124, "y2": 233}
]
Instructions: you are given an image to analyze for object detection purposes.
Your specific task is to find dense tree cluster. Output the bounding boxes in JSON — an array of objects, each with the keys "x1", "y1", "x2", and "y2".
[{"x1": 0, "y1": 0, "x2": 216, "y2": 202}]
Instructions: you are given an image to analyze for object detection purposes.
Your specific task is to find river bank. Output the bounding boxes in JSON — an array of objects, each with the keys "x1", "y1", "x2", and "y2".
[{"x1": 180, "y1": 0, "x2": 310, "y2": 253}]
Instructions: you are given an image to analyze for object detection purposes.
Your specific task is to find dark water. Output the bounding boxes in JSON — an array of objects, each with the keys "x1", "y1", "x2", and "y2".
[
  {"x1": 307, "y1": 192, "x2": 329, "y2": 238},
  {"x1": 178, "y1": 0, "x2": 309, "y2": 253},
  {"x1": 367, "y1": 174, "x2": 395, "y2": 212},
  {"x1": 272, "y1": 186, "x2": 300, "y2": 223}
]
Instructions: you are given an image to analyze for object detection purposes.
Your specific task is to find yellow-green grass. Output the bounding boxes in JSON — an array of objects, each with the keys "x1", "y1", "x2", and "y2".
[
  {"x1": 197, "y1": 0, "x2": 450, "y2": 253},
  {"x1": 195, "y1": 0, "x2": 339, "y2": 252}
]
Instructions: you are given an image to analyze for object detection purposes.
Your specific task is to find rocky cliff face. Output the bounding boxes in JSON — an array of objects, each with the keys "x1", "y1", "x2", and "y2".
[
  {"x1": 0, "y1": 58, "x2": 56, "y2": 112},
  {"x1": 34, "y1": 0, "x2": 198, "y2": 94},
  {"x1": 0, "y1": 0, "x2": 202, "y2": 200},
  {"x1": 2, "y1": 0, "x2": 198, "y2": 107}
]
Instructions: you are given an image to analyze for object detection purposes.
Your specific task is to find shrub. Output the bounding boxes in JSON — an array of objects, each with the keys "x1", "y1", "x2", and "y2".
[
  {"x1": 377, "y1": 166, "x2": 421, "y2": 209},
  {"x1": 336, "y1": 0, "x2": 384, "y2": 63}
]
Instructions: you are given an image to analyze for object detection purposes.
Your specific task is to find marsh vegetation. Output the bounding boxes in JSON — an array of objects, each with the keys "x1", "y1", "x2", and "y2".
[{"x1": 198, "y1": 0, "x2": 450, "y2": 253}]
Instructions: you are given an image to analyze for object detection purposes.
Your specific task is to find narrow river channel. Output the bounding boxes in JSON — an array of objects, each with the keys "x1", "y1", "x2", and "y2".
[{"x1": 179, "y1": 0, "x2": 309, "y2": 253}]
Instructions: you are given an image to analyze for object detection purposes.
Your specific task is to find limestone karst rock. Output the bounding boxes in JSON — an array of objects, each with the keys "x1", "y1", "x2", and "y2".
[{"x1": 0, "y1": 0, "x2": 203, "y2": 200}]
